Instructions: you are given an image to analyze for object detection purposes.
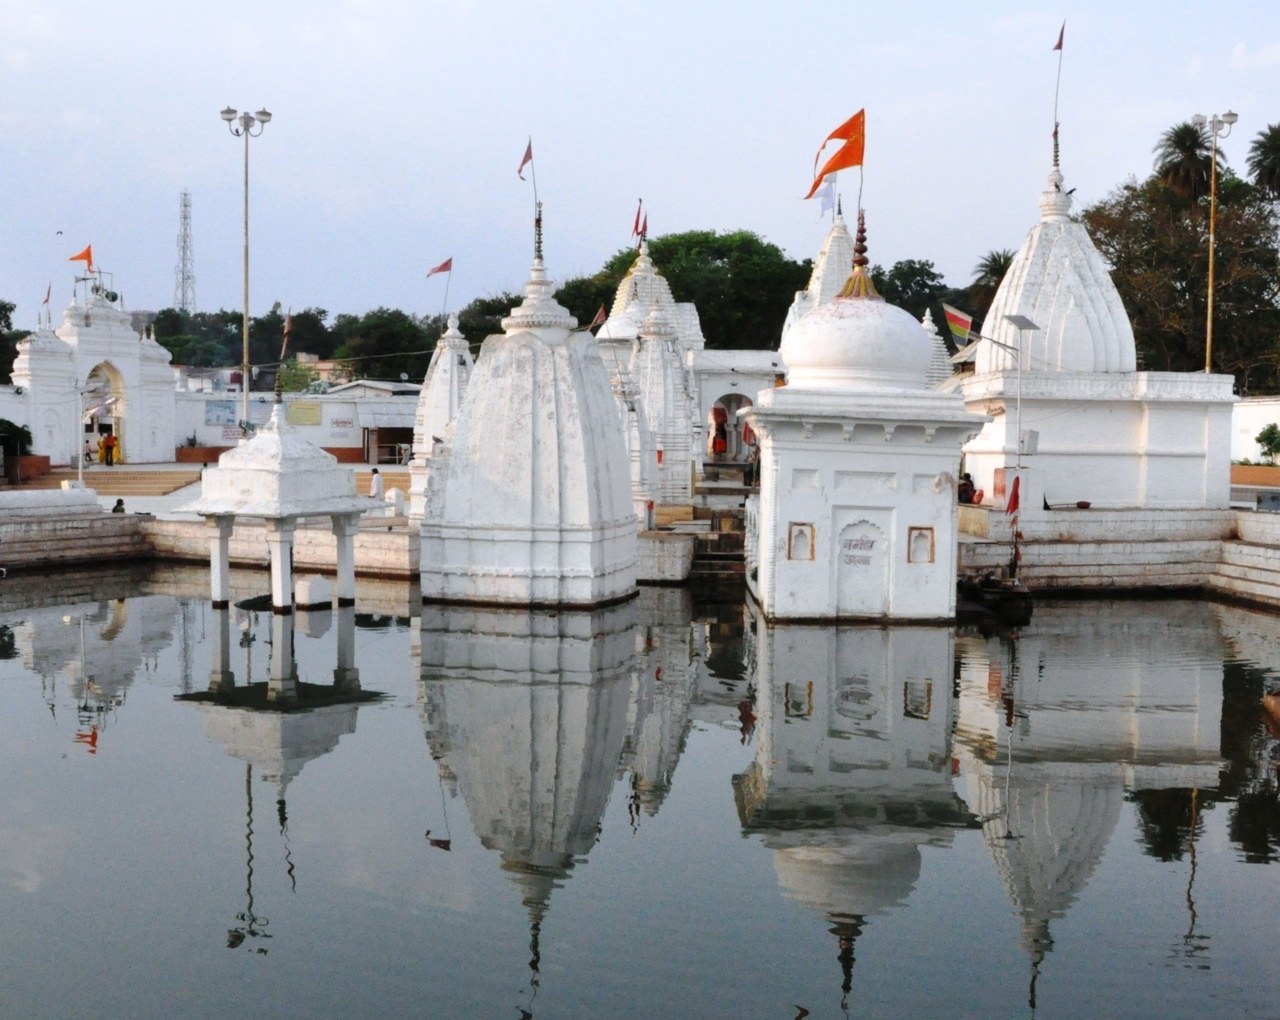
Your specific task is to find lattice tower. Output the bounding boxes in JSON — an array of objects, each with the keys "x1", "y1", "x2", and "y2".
[{"x1": 174, "y1": 189, "x2": 196, "y2": 313}]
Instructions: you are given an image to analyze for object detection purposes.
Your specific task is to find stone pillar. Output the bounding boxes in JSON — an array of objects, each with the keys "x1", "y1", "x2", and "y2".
[
  {"x1": 330, "y1": 512, "x2": 362, "y2": 607},
  {"x1": 264, "y1": 517, "x2": 297, "y2": 614},
  {"x1": 266, "y1": 612, "x2": 297, "y2": 705},
  {"x1": 208, "y1": 516, "x2": 235, "y2": 608},
  {"x1": 209, "y1": 606, "x2": 235, "y2": 691},
  {"x1": 333, "y1": 605, "x2": 360, "y2": 693}
]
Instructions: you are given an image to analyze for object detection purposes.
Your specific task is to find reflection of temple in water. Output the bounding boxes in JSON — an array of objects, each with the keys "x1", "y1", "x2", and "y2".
[
  {"x1": 733, "y1": 610, "x2": 973, "y2": 1007},
  {"x1": 953, "y1": 600, "x2": 1226, "y2": 1005},
  {"x1": 418, "y1": 601, "x2": 636, "y2": 997},
  {"x1": 180, "y1": 606, "x2": 383, "y2": 952}
]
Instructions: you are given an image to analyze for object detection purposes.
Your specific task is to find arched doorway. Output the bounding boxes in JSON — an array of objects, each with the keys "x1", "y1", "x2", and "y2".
[
  {"x1": 707, "y1": 393, "x2": 755, "y2": 463},
  {"x1": 83, "y1": 362, "x2": 124, "y2": 464}
]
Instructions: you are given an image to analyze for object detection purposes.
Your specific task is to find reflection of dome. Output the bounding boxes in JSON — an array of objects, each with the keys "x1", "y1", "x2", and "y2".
[
  {"x1": 780, "y1": 215, "x2": 931, "y2": 391},
  {"x1": 198, "y1": 703, "x2": 359, "y2": 796}
]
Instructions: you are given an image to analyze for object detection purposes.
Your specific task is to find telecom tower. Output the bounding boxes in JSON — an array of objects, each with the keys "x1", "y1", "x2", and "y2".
[{"x1": 174, "y1": 189, "x2": 196, "y2": 313}]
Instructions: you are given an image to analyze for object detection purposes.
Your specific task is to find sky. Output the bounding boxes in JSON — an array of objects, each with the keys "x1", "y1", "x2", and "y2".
[{"x1": 2, "y1": 0, "x2": 1279, "y2": 332}]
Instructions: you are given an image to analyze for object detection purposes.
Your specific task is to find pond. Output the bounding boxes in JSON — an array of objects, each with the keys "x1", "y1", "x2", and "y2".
[{"x1": 1, "y1": 565, "x2": 1278, "y2": 1018}]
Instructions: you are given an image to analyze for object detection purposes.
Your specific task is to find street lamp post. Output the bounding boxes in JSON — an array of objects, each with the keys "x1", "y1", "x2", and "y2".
[
  {"x1": 1191, "y1": 110, "x2": 1238, "y2": 374},
  {"x1": 220, "y1": 106, "x2": 272, "y2": 434}
]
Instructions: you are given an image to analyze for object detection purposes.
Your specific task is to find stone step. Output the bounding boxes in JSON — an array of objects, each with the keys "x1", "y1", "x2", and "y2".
[{"x1": 23, "y1": 470, "x2": 203, "y2": 496}]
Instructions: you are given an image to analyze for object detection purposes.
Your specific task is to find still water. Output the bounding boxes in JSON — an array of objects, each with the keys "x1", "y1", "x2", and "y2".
[{"x1": 1, "y1": 565, "x2": 1278, "y2": 1019}]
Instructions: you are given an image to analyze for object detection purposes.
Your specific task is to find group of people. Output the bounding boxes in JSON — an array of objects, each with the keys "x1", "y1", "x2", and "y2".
[{"x1": 85, "y1": 433, "x2": 119, "y2": 466}]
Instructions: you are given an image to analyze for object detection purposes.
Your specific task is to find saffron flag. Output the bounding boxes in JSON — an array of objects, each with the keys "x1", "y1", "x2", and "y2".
[
  {"x1": 804, "y1": 112, "x2": 865, "y2": 200},
  {"x1": 42, "y1": 282, "x2": 51, "y2": 305},
  {"x1": 631, "y1": 199, "x2": 643, "y2": 237},
  {"x1": 68, "y1": 245, "x2": 94, "y2": 270},
  {"x1": 1053, "y1": 21, "x2": 1064, "y2": 50},
  {"x1": 639, "y1": 213, "x2": 647, "y2": 239},
  {"x1": 813, "y1": 108, "x2": 866, "y2": 175},
  {"x1": 517, "y1": 139, "x2": 533, "y2": 180},
  {"x1": 588, "y1": 305, "x2": 607, "y2": 330},
  {"x1": 426, "y1": 257, "x2": 453, "y2": 278},
  {"x1": 941, "y1": 303, "x2": 974, "y2": 346},
  {"x1": 1006, "y1": 474, "x2": 1021, "y2": 516}
]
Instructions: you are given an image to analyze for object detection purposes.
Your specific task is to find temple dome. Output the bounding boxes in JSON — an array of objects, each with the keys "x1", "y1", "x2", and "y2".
[
  {"x1": 976, "y1": 168, "x2": 1137, "y2": 375},
  {"x1": 780, "y1": 266, "x2": 932, "y2": 391}
]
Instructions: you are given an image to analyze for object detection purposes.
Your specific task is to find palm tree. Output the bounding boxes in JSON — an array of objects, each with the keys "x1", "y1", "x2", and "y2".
[
  {"x1": 969, "y1": 249, "x2": 1014, "y2": 318},
  {"x1": 1247, "y1": 123, "x2": 1280, "y2": 198},
  {"x1": 1153, "y1": 121, "x2": 1214, "y2": 202}
]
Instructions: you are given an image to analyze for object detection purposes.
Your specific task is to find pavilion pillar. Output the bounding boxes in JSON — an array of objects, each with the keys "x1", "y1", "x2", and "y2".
[
  {"x1": 264, "y1": 518, "x2": 297, "y2": 614},
  {"x1": 209, "y1": 606, "x2": 236, "y2": 691},
  {"x1": 208, "y1": 516, "x2": 235, "y2": 608},
  {"x1": 333, "y1": 604, "x2": 360, "y2": 692},
  {"x1": 330, "y1": 512, "x2": 362, "y2": 607},
  {"x1": 266, "y1": 612, "x2": 298, "y2": 704}
]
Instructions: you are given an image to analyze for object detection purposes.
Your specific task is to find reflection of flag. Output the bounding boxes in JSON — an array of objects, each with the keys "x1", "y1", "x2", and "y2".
[
  {"x1": 426, "y1": 257, "x2": 453, "y2": 277},
  {"x1": 805, "y1": 110, "x2": 865, "y2": 200},
  {"x1": 1053, "y1": 21, "x2": 1064, "y2": 50},
  {"x1": 941, "y1": 303, "x2": 973, "y2": 345},
  {"x1": 68, "y1": 244, "x2": 93, "y2": 270},
  {"x1": 517, "y1": 139, "x2": 533, "y2": 179},
  {"x1": 1006, "y1": 474, "x2": 1021, "y2": 515}
]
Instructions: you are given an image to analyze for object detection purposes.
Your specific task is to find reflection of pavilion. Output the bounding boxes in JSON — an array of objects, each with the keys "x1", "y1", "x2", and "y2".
[
  {"x1": 179, "y1": 605, "x2": 384, "y2": 952},
  {"x1": 734, "y1": 611, "x2": 972, "y2": 1008},
  {"x1": 419, "y1": 601, "x2": 636, "y2": 998},
  {"x1": 953, "y1": 600, "x2": 1226, "y2": 1006}
]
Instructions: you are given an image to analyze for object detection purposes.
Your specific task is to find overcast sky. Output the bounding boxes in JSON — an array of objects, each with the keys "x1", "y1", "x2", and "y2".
[{"x1": 3, "y1": 0, "x2": 1278, "y2": 331}]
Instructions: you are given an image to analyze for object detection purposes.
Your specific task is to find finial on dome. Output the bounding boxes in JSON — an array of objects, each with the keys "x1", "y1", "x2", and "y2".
[
  {"x1": 838, "y1": 210, "x2": 881, "y2": 300},
  {"x1": 534, "y1": 201, "x2": 543, "y2": 262},
  {"x1": 1053, "y1": 122, "x2": 1060, "y2": 171}
]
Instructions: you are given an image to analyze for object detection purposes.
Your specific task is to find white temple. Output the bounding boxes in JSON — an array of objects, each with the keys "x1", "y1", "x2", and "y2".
[
  {"x1": 959, "y1": 159, "x2": 1235, "y2": 512},
  {"x1": 10, "y1": 282, "x2": 175, "y2": 464},
  {"x1": 408, "y1": 315, "x2": 473, "y2": 519},
  {"x1": 420, "y1": 213, "x2": 637, "y2": 607},
  {"x1": 744, "y1": 216, "x2": 986, "y2": 620}
]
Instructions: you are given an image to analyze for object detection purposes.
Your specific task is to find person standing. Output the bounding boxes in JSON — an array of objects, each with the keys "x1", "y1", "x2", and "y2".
[
  {"x1": 369, "y1": 467, "x2": 383, "y2": 500},
  {"x1": 103, "y1": 432, "x2": 117, "y2": 466}
]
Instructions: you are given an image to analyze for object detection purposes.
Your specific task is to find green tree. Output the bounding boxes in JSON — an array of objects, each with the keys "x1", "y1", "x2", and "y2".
[
  {"x1": 1257, "y1": 423, "x2": 1280, "y2": 463},
  {"x1": 332, "y1": 308, "x2": 433, "y2": 381},
  {"x1": 969, "y1": 249, "x2": 1014, "y2": 323},
  {"x1": 573, "y1": 230, "x2": 810, "y2": 350},
  {"x1": 1247, "y1": 123, "x2": 1280, "y2": 198},
  {"x1": 277, "y1": 357, "x2": 319, "y2": 392},
  {"x1": 1084, "y1": 173, "x2": 1280, "y2": 390},
  {"x1": 1154, "y1": 120, "x2": 1214, "y2": 203},
  {"x1": 870, "y1": 259, "x2": 947, "y2": 319}
]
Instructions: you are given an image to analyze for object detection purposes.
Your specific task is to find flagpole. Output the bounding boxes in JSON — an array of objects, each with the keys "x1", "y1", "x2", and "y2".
[
  {"x1": 441, "y1": 271, "x2": 451, "y2": 319},
  {"x1": 1052, "y1": 22, "x2": 1065, "y2": 166}
]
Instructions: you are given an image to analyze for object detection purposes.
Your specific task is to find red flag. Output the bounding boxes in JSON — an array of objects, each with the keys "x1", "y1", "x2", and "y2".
[
  {"x1": 1053, "y1": 22, "x2": 1064, "y2": 50},
  {"x1": 42, "y1": 282, "x2": 51, "y2": 305},
  {"x1": 804, "y1": 111, "x2": 865, "y2": 200},
  {"x1": 517, "y1": 139, "x2": 533, "y2": 179},
  {"x1": 68, "y1": 245, "x2": 94, "y2": 271},
  {"x1": 631, "y1": 199, "x2": 643, "y2": 237},
  {"x1": 813, "y1": 108, "x2": 865, "y2": 176},
  {"x1": 426, "y1": 257, "x2": 453, "y2": 278},
  {"x1": 639, "y1": 213, "x2": 647, "y2": 239},
  {"x1": 1005, "y1": 474, "x2": 1021, "y2": 516},
  {"x1": 589, "y1": 305, "x2": 607, "y2": 330}
]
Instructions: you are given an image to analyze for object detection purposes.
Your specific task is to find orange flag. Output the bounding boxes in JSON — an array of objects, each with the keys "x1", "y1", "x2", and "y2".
[
  {"x1": 68, "y1": 245, "x2": 94, "y2": 270},
  {"x1": 813, "y1": 108, "x2": 865, "y2": 175},
  {"x1": 804, "y1": 110, "x2": 865, "y2": 200}
]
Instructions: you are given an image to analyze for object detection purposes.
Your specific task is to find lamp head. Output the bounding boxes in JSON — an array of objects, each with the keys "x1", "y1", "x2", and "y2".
[
  {"x1": 1191, "y1": 114, "x2": 1207, "y2": 127},
  {"x1": 1223, "y1": 110, "x2": 1239, "y2": 126},
  {"x1": 220, "y1": 106, "x2": 237, "y2": 123},
  {"x1": 254, "y1": 109, "x2": 272, "y2": 125}
]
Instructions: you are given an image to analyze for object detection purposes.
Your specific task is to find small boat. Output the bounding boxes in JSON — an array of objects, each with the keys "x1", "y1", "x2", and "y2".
[{"x1": 957, "y1": 572, "x2": 1034, "y2": 627}]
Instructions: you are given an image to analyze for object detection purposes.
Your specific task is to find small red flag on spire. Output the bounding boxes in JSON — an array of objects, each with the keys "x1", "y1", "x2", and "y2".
[
  {"x1": 1053, "y1": 22, "x2": 1064, "y2": 51},
  {"x1": 589, "y1": 305, "x2": 607, "y2": 330},
  {"x1": 426, "y1": 257, "x2": 453, "y2": 278},
  {"x1": 517, "y1": 139, "x2": 533, "y2": 180},
  {"x1": 631, "y1": 199, "x2": 643, "y2": 237},
  {"x1": 639, "y1": 213, "x2": 647, "y2": 239},
  {"x1": 42, "y1": 282, "x2": 51, "y2": 305}
]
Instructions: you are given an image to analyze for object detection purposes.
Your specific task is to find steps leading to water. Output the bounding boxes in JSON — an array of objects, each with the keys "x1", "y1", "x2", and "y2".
[{"x1": 17, "y1": 469, "x2": 204, "y2": 497}]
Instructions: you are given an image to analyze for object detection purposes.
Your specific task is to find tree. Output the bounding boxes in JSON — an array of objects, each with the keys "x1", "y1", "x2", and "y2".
[
  {"x1": 1257, "y1": 423, "x2": 1280, "y2": 464},
  {"x1": 1247, "y1": 123, "x2": 1280, "y2": 198},
  {"x1": 1084, "y1": 172, "x2": 1280, "y2": 391},
  {"x1": 568, "y1": 230, "x2": 811, "y2": 350},
  {"x1": 277, "y1": 357, "x2": 319, "y2": 392},
  {"x1": 331, "y1": 308, "x2": 433, "y2": 381},
  {"x1": 869, "y1": 259, "x2": 947, "y2": 320},
  {"x1": 1154, "y1": 121, "x2": 1214, "y2": 203},
  {"x1": 969, "y1": 249, "x2": 1014, "y2": 322}
]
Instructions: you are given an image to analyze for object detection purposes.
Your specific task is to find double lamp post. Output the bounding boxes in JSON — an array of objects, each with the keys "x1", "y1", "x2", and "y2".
[{"x1": 1191, "y1": 109, "x2": 1237, "y2": 374}]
